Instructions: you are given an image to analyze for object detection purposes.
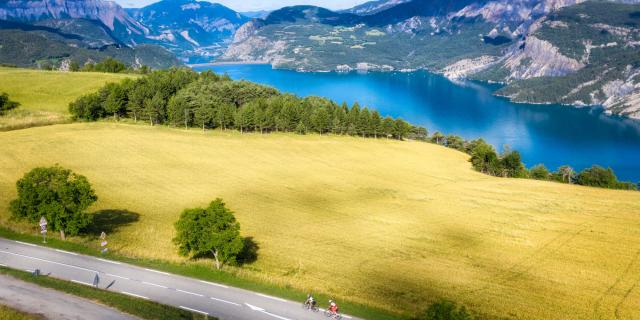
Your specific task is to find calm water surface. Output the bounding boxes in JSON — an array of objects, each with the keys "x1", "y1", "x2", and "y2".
[{"x1": 197, "y1": 64, "x2": 640, "y2": 182}]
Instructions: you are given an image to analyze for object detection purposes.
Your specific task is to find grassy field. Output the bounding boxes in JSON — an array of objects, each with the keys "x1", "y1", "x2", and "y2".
[
  {"x1": 0, "y1": 305, "x2": 41, "y2": 320},
  {"x1": 1, "y1": 123, "x2": 640, "y2": 319},
  {"x1": 0, "y1": 68, "x2": 133, "y2": 130},
  {"x1": 0, "y1": 68, "x2": 134, "y2": 113}
]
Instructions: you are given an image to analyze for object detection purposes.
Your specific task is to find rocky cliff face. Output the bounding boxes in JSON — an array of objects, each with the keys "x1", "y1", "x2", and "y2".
[{"x1": 0, "y1": 0, "x2": 147, "y2": 36}]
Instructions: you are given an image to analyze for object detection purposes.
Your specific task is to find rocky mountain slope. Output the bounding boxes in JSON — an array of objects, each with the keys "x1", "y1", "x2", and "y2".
[
  {"x1": 0, "y1": 0, "x2": 148, "y2": 44},
  {"x1": 222, "y1": 0, "x2": 640, "y2": 119},
  {"x1": 127, "y1": 0, "x2": 249, "y2": 63},
  {"x1": 0, "y1": 0, "x2": 249, "y2": 65}
]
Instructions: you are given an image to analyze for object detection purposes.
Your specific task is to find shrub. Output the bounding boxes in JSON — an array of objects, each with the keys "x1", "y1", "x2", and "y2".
[{"x1": 416, "y1": 300, "x2": 473, "y2": 320}]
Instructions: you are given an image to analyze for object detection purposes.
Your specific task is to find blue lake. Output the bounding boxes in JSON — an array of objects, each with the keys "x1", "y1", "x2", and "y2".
[{"x1": 196, "y1": 64, "x2": 640, "y2": 182}]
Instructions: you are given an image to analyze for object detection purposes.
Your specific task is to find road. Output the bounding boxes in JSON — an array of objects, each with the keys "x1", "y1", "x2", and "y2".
[
  {"x1": 0, "y1": 274, "x2": 135, "y2": 320},
  {"x1": 0, "y1": 238, "x2": 356, "y2": 320}
]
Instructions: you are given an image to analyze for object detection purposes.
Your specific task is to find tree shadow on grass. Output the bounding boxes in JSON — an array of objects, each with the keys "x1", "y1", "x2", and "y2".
[
  {"x1": 85, "y1": 209, "x2": 140, "y2": 236},
  {"x1": 237, "y1": 237, "x2": 259, "y2": 266}
]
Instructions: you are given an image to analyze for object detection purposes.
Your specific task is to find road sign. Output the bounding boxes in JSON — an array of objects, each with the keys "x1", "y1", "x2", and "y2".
[
  {"x1": 100, "y1": 232, "x2": 107, "y2": 254},
  {"x1": 39, "y1": 216, "x2": 47, "y2": 243}
]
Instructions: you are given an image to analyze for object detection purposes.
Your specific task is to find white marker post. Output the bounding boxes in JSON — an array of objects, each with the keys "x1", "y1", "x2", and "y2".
[
  {"x1": 100, "y1": 232, "x2": 108, "y2": 254},
  {"x1": 39, "y1": 216, "x2": 47, "y2": 243}
]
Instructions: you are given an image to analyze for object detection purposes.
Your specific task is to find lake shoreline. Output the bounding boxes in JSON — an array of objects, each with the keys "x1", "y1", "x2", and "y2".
[{"x1": 187, "y1": 61, "x2": 271, "y2": 68}]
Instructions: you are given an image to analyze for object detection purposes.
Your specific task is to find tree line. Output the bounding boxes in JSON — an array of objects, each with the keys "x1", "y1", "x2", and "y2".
[
  {"x1": 68, "y1": 67, "x2": 638, "y2": 191},
  {"x1": 69, "y1": 67, "x2": 422, "y2": 140}
]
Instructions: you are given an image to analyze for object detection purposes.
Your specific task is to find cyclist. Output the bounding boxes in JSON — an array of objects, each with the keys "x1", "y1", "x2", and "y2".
[
  {"x1": 328, "y1": 299, "x2": 339, "y2": 315},
  {"x1": 304, "y1": 294, "x2": 316, "y2": 309}
]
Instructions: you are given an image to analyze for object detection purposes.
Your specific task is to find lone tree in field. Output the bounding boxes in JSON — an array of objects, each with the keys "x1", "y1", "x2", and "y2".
[
  {"x1": 10, "y1": 166, "x2": 98, "y2": 240},
  {"x1": 173, "y1": 199, "x2": 244, "y2": 270}
]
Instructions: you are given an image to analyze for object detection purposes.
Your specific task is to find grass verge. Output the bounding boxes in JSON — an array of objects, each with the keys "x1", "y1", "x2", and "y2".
[
  {"x1": 0, "y1": 227, "x2": 401, "y2": 320},
  {"x1": 0, "y1": 266, "x2": 208, "y2": 320},
  {"x1": 0, "y1": 304, "x2": 42, "y2": 320}
]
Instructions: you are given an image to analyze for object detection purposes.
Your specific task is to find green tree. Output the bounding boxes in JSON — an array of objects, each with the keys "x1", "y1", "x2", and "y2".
[
  {"x1": 445, "y1": 135, "x2": 465, "y2": 151},
  {"x1": 0, "y1": 92, "x2": 20, "y2": 114},
  {"x1": 417, "y1": 300, "x2": 473, "y2": 320},
  {"x1": 530, "y1": 164, "x2": 550, "y2": 180},
  {"x1": 173, "y1": 199, "x2": 244, "y2": 269},
  {"x1": 104, "y1": 83, "x2": 128, "y2": 120},
  {"x1": 432, "y1": 132, "x2": 446, "y2": 145},
  {"x1": 576, "y1": 166, "x2": 619, "y2": 188},
  {"x1": 382, "y1": 116, "x2": 395, "y2": 138},
  {"x1": 295, "y1": 121, "x2": 307, "y2": 135},
  {"x1": 470, "y1": 141, "x2": 500, "y2": 175},
  {"x1": 10, "y1": 166, "x2": 97, "y2": 240},
  {"x1": 93, "y1": 58, "x2": 126, "y2": 73},
  {"x1": 500, "y1": 150, "x2": 527, "y2": 178},
  {"x1": 69, "y1": 93, "x2": 103, "y2": 120},
  {"x1": 311, "y1": 107, "x2": 331, "y2": 135},
  {"x1": 393, "y1": 118, "x2": 410, "y2": 140},
  {"x1": 370, "y1": 111, "x2": 382, "y2": 138},
  {"x1": 144, "y1": 92, "x2": 164, "y2": 126}
]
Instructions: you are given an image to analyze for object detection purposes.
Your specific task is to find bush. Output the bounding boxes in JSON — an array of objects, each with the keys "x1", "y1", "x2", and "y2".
[
  {"x1": 416, "y1": 300, "x2": 473, "y2": 320},
  {"x1": 530, "y1": 164, "x2": 550, "y2": 180},
  {"x1": 0, "y1": 92, "x2": 20, "y2": 114},
  {"x1": 576, "y1": 165, "x2": 637, "y2": 190},
  {"x1": 69, "y1": 93, "x2": 104, "y2": 120}
]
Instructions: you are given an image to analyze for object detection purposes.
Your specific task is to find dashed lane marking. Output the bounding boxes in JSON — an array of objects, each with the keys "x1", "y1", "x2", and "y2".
[
  {"x1": 199, "y1": 280, "x2": 228, "y2": 289},
  {"x1": 176, "y1": 289, "x2": 203, "y2": 297},
  {"x1": 210, "y1": 297, "x2": 240, "y2": 306}
]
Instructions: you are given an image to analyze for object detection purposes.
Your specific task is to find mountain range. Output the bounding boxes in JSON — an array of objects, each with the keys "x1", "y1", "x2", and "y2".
[
  {"x1": 0, "y1": 0, "x2": 249, "y2": 67},
  {"x1": 1, "y1": 0, "x2": 640, "y2": 118},
  {"x1": 223, "y1": 0, "x2": 640, "y2": 119}
]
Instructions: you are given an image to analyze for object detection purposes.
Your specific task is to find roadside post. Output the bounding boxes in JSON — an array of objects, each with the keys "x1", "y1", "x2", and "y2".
[
  {"x1": 100, "y1": 232, "x2": 108, "y2": 254},
  {"x1": 39, "y1": 216, "x2": 47, "y2": 243},
  {"x1": 93, "y1": 273, "x2": 100, "y2": 288}
]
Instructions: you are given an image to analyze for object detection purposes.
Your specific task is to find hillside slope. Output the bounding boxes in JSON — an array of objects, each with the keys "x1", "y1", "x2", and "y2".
[{"x1": 1, "y1": 122, "x2": 640, "y2": 319}]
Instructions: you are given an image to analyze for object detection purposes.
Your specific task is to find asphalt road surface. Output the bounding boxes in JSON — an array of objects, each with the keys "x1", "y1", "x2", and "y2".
[
  {"x1": 0, "y1": 238, "x2": 357, "y2": 320},
  {"x1": 0, "y1": 273, "x2": 135, "y2": 320}
]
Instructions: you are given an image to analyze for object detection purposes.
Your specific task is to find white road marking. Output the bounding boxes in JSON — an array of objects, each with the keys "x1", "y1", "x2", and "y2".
[
  {"x1": 144, "y1": 268, "x2": 170, "y2": 275},
  {"x1": 210, "y1": 297, "x2": 240, "y2": 306},
  {"x1": 343, "y1": 315, "x2": 353, "y2": 319},
  {"x1": 15, "y1": 241, "x2": 36, "y2": 247},
  {"x1": 256, "y1": 293, "x2": 287, "y2": 302},
  {"x1": 96, "y1": 258, "x2": 121, "y2": 265},
  {"x1": 121, "y1": 291, "x2": 149, "y2": 300},
  {"x1": 199, "y1": 280, "x2": 228, "y2": 289},
  {"x1": 55, "y1": 249, "x2": 78, "y2": 256},
  {"x1": 71, "y1": 280, "x2": 92, "y2": 286},
  {"x1": 244, "y1": 303, "x2": 292, "y2": 320},
  {"x1": 176, "y1": 289, "x2": 203, "y2": 297},
  {"x1": 105, "y1": 273, "x2": 129, "y2": 280},
  {"x1": 0, "y1": 250, "x2": 97, "y2": 273},
  {"x1": 143, "y1": 281, "x2": 168, "y2": 289},
  {"x1": 179, "y1": 306, "x2": 209, "y2": 315}
]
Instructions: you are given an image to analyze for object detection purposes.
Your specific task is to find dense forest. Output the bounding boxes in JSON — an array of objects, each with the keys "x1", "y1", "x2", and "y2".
[{"x1": 69, "y1": 67, "x2": 638, "y2": 191}]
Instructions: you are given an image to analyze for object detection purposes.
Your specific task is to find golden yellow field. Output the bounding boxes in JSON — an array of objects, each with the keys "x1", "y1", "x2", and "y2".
[{"x1": 1, "y1": 122, "x2": 639, "y2": 319}]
